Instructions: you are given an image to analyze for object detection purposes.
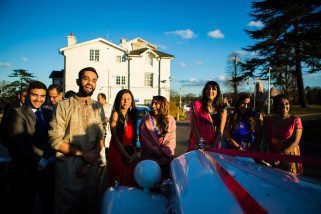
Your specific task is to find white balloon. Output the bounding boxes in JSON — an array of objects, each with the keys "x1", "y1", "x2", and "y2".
[{"x1": 134, "y1": 160, "x2": 161, "y2": 190}]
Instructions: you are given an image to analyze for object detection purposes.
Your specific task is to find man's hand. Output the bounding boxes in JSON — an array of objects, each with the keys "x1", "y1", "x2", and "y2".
[{"x1": 82, "y1": 150, "x2": 99, "y2": 164}]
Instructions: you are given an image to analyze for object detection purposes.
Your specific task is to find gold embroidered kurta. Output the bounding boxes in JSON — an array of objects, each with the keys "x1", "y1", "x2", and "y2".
[{"x1": 49, "y1": 95, "x2": 105, "y2": 213}]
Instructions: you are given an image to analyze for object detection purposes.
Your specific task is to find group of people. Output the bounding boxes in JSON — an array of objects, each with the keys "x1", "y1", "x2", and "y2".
[
  {"x1": 188, "y1": 81, "x2": 303, "y2": 175},
  {"x1": 0, "y1": 67, "x2": 304, "y2": 214},
  {"x1": 0, "y1": 67, "x2": 176, "y2": 214}
]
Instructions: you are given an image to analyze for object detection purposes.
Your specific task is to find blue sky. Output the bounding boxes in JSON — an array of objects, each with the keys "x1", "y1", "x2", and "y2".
[{"x1": 1, "y1": 0, "x2": 320, "y2": 96}]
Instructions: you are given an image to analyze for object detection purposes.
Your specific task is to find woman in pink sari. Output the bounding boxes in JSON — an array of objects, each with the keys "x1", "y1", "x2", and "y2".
[
  {"x1": 188, "y1": 81, "x2": 227, "y2": 151},
  {"x1": 139, "y1": 96, "x2": 176, "y2": 179},
  {"x1": 263, "y1": 94, "x2": 303, "y2": 174}
]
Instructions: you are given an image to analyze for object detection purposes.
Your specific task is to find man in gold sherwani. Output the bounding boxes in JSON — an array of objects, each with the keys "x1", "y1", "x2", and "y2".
[{"x1": 49, "y1": 67, "x2": 105, "y2": 214}]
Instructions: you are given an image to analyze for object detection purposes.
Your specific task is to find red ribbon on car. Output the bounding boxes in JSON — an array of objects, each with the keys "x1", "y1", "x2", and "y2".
[
  {"x1": 203, "y1": 150, "x2": 268, "y2": 213},
  {"x1": 207, "y1": 148, "x2": 321, "y2": 166}
]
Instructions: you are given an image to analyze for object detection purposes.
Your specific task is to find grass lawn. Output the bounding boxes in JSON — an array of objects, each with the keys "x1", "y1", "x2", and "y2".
[{"x1": 291, "y1": 105, "x2": 321, "y2": 115}]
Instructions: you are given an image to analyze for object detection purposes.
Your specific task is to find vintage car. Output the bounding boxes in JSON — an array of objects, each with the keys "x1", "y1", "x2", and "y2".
[{"x1": 102, "y1": 149, "x2": 321, "y2": 213}]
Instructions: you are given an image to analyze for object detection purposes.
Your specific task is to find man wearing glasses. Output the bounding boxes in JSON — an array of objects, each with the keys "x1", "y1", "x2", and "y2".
[{"x1": 44, "y1": 84, "x2": 64, "y2": 110}]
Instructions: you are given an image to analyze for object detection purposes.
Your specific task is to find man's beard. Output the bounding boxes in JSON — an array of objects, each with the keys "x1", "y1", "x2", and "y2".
[{"x1": 79, "y1": 85, "x2": 95, "y2": 97}]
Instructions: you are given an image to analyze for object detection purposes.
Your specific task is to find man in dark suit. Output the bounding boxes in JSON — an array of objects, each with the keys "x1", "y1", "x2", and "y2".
[{"x1": 6, "y1": 81, "x2": 55, "y2": 214}]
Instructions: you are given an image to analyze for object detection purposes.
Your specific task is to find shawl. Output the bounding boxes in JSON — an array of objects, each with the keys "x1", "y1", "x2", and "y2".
[{"x1": 139, "y1": 114, "x2": 176, "y2": 165}]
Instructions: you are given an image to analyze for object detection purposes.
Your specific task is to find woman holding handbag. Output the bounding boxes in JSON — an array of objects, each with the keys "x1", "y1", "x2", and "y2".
[{"x1": 188, "y1": 81, "x2": 227, "y2": 151}]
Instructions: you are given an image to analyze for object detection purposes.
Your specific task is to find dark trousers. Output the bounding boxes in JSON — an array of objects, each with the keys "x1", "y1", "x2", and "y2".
[{"x1": 7, "y1": 161, "x2": 55, "y2": 214}]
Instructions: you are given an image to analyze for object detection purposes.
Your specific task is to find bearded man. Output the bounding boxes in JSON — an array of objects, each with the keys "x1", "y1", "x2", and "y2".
[{"x1": 49, "y1": 67, "x2": 105, "y2": 214}]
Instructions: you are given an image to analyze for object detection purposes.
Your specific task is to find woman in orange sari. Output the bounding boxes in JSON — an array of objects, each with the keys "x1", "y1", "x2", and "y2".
[
  {"x1": 107, "y1": 89, "x2": 138, "y2": 186},
  {"x1": 263, "y1": 94, "x2": 303, "y2": 174}
]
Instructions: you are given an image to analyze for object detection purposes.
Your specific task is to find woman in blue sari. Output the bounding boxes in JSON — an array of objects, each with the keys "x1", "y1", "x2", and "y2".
[{"x1": 225, "y1": 94, "x2": 261, "y2": 151}]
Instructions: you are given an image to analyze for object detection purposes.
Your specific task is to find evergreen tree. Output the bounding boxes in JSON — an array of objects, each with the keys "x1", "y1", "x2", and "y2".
[
  {"x1": 9, "y1": 69, "x2": 35, "y2": 91},
  {"x1": 242, "y1": 0, "x2": 321, "y2": 107}
]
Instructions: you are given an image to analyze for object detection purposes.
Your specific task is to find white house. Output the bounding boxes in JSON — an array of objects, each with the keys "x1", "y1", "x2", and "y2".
[{"x1": 56, "y1": 33, "x2": 174, "y2": 105}]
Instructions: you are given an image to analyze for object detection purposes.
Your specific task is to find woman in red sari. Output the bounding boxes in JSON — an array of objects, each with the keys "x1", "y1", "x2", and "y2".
[
  {"x1": 107, "y1": 89, "x2": 138, "y2": 186},
  {"x1": 263, "y1": 94, "x2": 303, "y2": 174}
]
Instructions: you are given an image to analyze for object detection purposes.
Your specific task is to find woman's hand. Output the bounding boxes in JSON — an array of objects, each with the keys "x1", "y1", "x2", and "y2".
[
  {"x1": 127, "y1": 154, "x2": 138, "y2": 163},
  {"x1": 283, "y1": 147, "x2": 292, "y2": 155}
]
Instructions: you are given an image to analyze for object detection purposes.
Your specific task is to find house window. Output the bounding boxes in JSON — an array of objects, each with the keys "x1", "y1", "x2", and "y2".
[
  {"x1": 116, "y1": 76, "x2": 126, "y2": 85},
  {"x1": 95, "y1": 50, "x2": 99, "y2": 61},
  {"x1": 144, "y1": 72, "x2": 153, "y2": 87},
  {"x1": 90, "y1": 49, "x2": 99, "y2": 61},
  {"x1": 145, "y1": 55, "x2": 153, "y2": 66},
  {"x1": 116, "y1": 56, "x2": 121, "y2": 63}
]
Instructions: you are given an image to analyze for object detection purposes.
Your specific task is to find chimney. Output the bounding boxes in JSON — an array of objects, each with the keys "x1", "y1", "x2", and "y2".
[
  {"x1": 67, "y1": 32, "x2": 77, "y2": 46},
  {"x1": 120, "y1": 38, "x2": 127, "y2": 45}
]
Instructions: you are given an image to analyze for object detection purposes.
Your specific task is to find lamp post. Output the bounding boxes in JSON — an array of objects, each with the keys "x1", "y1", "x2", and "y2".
[
  {"x1": 127, "y1": 56, "x2": 132, "y2": 90},
  {"x1": 179, "y1": 88, "x2": 182, "y2": 109},
  {"x1": 268, "y1": 67, "x2": 272, "y2": 114},
  {"x1": 157, "y1": 57, "x2": 161, "y2": 96}
]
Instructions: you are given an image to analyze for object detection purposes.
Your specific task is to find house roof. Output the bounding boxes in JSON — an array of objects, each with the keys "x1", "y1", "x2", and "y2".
[
  {"x1": 122, "y1": 37, "x2": 158, "y2": 49},
  {"x1": 59, "y1": 38, "x2": 127, "y2": 53},
  {"x1": 49, "y1": 70, "x2": 64, "y2": 78},
  {"x1": 128, "y1": 48, "x2": 174, "y2": 58}
]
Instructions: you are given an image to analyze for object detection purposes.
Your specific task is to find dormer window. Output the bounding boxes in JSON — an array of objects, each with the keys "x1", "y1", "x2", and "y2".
[{"x1": 145, "y1": 55, "x2": 153, "y2": 66}]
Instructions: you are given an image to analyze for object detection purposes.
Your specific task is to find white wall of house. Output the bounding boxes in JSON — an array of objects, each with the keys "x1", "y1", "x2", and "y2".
[{"x1": 60, "y1": 35, "x2": 173, "y2": 105}]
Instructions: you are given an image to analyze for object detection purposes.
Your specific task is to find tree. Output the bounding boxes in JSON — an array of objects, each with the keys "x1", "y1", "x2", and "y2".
[
  {"x1": 0, "y1": 80, "x2": 21, "y2": 105},
  {"x1": 242, "y1": 0, "x2": 321, "y2": 107},
  {"x1": 0, "y1": 69, "x2": 35, "y2": 106},
  {"x1": 9, "y1": 69, "x2": 35, "y2": 91},
  {"x1": 226, "y1": 51, "x2": 244, "y2": 95}
]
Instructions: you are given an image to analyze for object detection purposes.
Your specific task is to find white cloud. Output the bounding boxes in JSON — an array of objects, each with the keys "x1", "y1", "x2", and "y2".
[
  {"x1": 217, "y1": 75, "x2": 227, "y2": 81},
  {"x1": 234, "y1": 50, "x2": 258, "y2": 56},
  {"x1": 179, "y1": 76, "x2": 229, "y2": 87},
  {"x1": 303, "y1": 73, "x2": 321, "y2": 79},
  {"x1": 0, "y1": 62, "x2": 11, "y2": 67},
  {"x1": 178, "y1": 62, "x2": 186, "y2": 67},
  {"x1": 207, "y1": 29, "x2": 224, "y2": 39},
  {"x1": 165, "y1": 29, "x2": 196, "y2": 39},
  {"x1": 194, "y1": 60, "x2": 203, "y2": 65},
  {"x1": 248, "y1": 21, "x2": 264, "y2": 28},
  {"x1": 156, "y1": 44, "x2": 168, "y2": 50},
  {"x1": 179, "y1": 78, "x2": 204, "y2": 86},
  {"x1": 234, "y1": 50, "x2": 247, "y2": 56},
  {"x1": 21, "y1": 57, "x2": 28, "y2": 61}
]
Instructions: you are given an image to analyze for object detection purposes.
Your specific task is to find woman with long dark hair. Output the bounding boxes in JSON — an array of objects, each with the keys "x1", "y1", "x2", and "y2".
[
  {"x1": 188, "y1": 81, "x2": 227, "y2": 151},
  {"x1": 107, "y1": 89, "x2": 138, "y2": 186},
  {"x1": 263, "y1": 94, "x2": 303, "y2": 174},
  {"x1": 139, "y1": 96, "x2": 176, "y2": 179},
  {"x1": 225, "y1": 94, "x2": 261, "y2": 151}
]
